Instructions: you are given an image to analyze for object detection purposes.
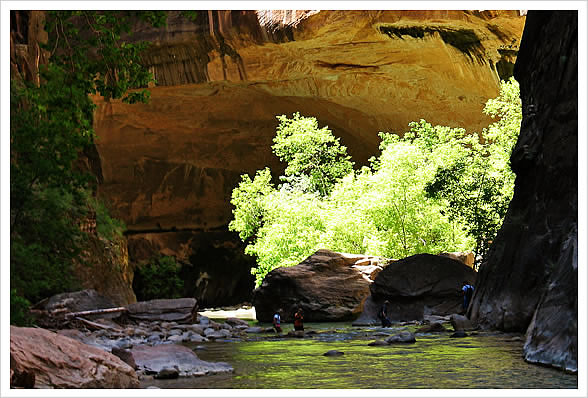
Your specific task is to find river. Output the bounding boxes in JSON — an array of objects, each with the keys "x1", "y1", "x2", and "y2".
[{"x1": 141, "y1": 320, "x2": 577, "y2": 389}]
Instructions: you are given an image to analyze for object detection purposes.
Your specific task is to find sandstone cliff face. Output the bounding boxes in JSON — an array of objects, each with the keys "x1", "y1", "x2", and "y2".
[
  {"x1": 92, "y1": 11, "x2": 524, "y2": 306},
  {"x1": 469, "y1": 11, "x2": 577, "y2": 373}
]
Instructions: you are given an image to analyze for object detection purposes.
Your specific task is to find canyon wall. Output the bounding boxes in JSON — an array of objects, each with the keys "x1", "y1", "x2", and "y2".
[
  {"x1": 469, "y1": 11, "x2": 577, "y2": 373},
  {"x1": 92, "y1": 10, "x2": 526, "y2": 306}
]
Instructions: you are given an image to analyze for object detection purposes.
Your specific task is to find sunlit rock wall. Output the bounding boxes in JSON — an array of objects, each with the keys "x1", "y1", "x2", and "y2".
[
  {"x1": 92, "y1": 10, "x2": 525, "y2": 306},
  {"x1": 469, "y1": 10, "x2": 577, "y2": 373}
]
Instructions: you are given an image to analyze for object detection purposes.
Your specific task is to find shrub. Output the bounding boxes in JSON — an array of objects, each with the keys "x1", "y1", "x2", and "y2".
[{"x1": 133, "y1": 256, "x2": 184, "y2": 301}]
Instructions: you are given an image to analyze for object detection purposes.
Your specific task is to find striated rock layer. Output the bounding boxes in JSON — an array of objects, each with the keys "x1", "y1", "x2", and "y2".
[
  {"x1": 10, "y1": 326, "x2": 139, "y2": 388},
  {"x1": 94, "y1": 10, "x2": 525, "y2": 231},
  {"x1": 469, "y1": 11, "x2": 577, "y2": 373},
  {"x1": 91, "y1": 11, "x2": 525, "y2": 306}
]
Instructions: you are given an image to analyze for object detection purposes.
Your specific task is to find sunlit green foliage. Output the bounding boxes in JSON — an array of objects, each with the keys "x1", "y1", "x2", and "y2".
[
  {"x1": 273, "y1": 113, "x2": 354, "y2": 197},
  {"x1": 11, "y1": 11, "x2": 166, "y2": 318},
  {"x1": 231, "y1": 79, "x2": 521, "y2": 285},
  {"x1": 424, "y1": 78, "x2": 521, "y2": 266}
]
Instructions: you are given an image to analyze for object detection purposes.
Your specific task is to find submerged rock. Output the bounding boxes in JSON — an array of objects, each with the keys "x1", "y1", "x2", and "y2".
[
  {"x1": 385, "y1": 331, "x2": 416, "y2": 344},
  {"x1": 450, "y1": 331, "x2": 468, "y2": 338},
  {"x1": 323, "y1": 350, "x2": 344, "y2": 357},
  {"x1": 416, "y1": 322, "x2": 447, "y2": 333},
  {"x1": 368, "y1": 340, "x2": 389, "y2": 347},
  {"x1": 131, "y1": 344, "x2": 233, "y2": 377},
  {"x1": 154, "y1": 367, "x2": 179, "y2": 380}
]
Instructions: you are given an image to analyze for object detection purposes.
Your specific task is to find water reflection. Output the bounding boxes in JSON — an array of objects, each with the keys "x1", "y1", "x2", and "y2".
[{"x1": 142, "y1": 322, "x2": 577, "y2": 389}]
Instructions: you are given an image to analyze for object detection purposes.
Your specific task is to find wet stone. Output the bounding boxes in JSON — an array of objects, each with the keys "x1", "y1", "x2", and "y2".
[
  {"x1": 154, "y1": 367, "x2": 179, "y2": 380},
  {"x1": 385, "y1": 331, "x2": 416, "y2": 344},
  {"x1": 368, "y1": 340, "x2": 389, "y2": 346},
  {"x1": 323, "y1": 350, "x2": 344, "y2": 356}
]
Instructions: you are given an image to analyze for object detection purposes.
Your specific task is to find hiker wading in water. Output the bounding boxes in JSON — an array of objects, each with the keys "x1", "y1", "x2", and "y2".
[
  {"x1": 294, "y1": 308, "x2": 304, "y2": 331},
  {"x1": 378, "y1": 300, "x2": 392, "y2": 327},
  {"x1": 273, "y1": 309, "x2": 283, "y2": 333},
  {"x1": 462, "y1": 281, "x2": 475, "y2": 313}
]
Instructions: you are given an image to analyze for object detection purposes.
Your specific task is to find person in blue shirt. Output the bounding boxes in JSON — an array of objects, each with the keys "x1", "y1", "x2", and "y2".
[
  {"x1": 462, "y1": 281, "x2": 475, "y2": 312},
  {"x1": 273, "y1": 309, "x2": 283, "y2": 333}
]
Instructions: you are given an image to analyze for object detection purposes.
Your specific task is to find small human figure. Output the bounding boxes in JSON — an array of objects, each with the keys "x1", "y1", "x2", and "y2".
[
  {"x1": 294, "y1": 308, "x2": 304, "y2": 331},
  {"x1": 273, "y1": 309, "x2": 283, "y2": 333},
  {"x1": 462, "y1": 281, "x2": 475, "y2": 312},
  {"x1": 378, "y1": 300, "x2": 392, "y2": 327}
]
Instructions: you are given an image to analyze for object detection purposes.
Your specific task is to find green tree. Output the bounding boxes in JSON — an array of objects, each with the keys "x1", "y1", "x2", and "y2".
[
  {"x1": 10, "y1": 11, "x2": 166, "y2": 319},
  {"x1": 133, "y1": 256, "x2": 184, "y2": 301},
  {"x1": 423, "y1": 78, "x2": 521, "y2": 267},
  {"x1": 230, "y1": 80, "x2": 521, "y2": 285},
  {"x1": 272, "y1": 113, "x2": 354, "y2": 197}
]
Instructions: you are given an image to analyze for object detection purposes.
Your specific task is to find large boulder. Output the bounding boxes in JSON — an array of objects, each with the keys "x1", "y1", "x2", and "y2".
[
  {"x1": 126, "y1": 298, "x2": 198, "y2": 323},
  {"x1": 33, "y1": 289, "x2": 117, "y2": 321},
  {"x1": 10, "y1": 326, "x2": 138, "y2": 388},
  {"x1": 359, "y1": 254, "x2": 476, "y2": 323},
  {"x1": 131, "y1": 344, "x2": 233, "y2": 377},
  {"x1": 469, "y1": 11, "x2": 577, "y2": 373},
  {"x1": 253, "y1": 249, "x2": 387, "y2": 322}
]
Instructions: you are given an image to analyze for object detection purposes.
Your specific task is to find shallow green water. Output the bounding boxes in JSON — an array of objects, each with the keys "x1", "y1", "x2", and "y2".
[{"x1": 143, "y1": 322, "x2": 578, "y2": 389}]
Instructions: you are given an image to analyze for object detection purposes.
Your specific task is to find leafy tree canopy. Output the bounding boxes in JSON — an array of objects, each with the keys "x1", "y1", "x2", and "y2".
[{"x1": 230, "y1": 78, "x2": 521, "y2": 286}]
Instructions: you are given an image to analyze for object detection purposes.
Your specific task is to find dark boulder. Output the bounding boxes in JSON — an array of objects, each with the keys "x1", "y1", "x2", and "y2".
[
  {"x1": 358, "y1": 254, "x2": 476, "y2": 323},
  {"x1": 154, "y1": 367, "x2": 179, "y2": 380},
  {"x1": 34, "y1": 289, "x2": 117, "y2": 320},
  {"x1": 450, "y1": 331, "x2": 468, "y2": 338},
  {"x1": 253, "y1": 249, "x2": 387, "y2": 322},
  {"x1": 385, "y1": 331, "x2": 416, "y2": 344},
  {"x1": 126, "y1": 298, "x2": 197, "y2": 323},
  {"x1": 111, "y1": 347, "x2": 137, "y2": 370},
  {"x1": 416, "y1": 322, "x2": 447, "y2": 333},
  {"x1": 469, "y1": 11, "x2": 577, "y2": 373},
  {"x1": 323, "y1": 350, "x2": 344, "y2": 357},
  {"x1": 450, "y1": 314, "x2": 475, "y2": 331},
  {"x1": 368, "y1": 340, "x2": 389, "y2": 347}
]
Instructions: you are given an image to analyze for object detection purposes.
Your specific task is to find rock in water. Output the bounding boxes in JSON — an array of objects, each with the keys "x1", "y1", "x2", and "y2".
[
  {"x1": 450, "y1": 314, "x2": 475, "y2": 331},
  {"x1": 111, "y1": 347, "x2": 137, "y2": 370},
  {"x1": 469, "y1": 11, "x2": 578, "y2": 373},
  {"x1": 358, "y1": 254, "x2": 476, "y2": 323},
  {"x1": 126, "y1": 298, "x2": 197, "y2": 323},
  {"x1": 253, "y1": 249, "x2": 386, "y2": 322},
  {"x1": 131, "y1": 344, "x2": 233, "y2": 377},
  {"x1": 154, "y1": 367, "x2": 179, "y2": 380},
  {"x1": 385, "y1": 332, "x2": 416, "y2": 344},
  {"x1": 323, "y1": 350, "x2": 344, "y2": 357},
  {"x1": 10, "y1": 326, "x2": 139, "y2": 388},
  {"x1": 450, "y1": 331, "x2": 468, "y2": 338},
  {"x1": 368, "y1": 340, "x2": 389, "y2": 347},
  {"x1": 416, "y1": 322, "x2": 447, "y2": 333}
]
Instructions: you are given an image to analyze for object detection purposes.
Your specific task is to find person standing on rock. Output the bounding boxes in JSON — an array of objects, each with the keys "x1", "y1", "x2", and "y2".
[
  {"x1": 294, "y1": 308, "x2": 304, "y2": 331},
  {"x1": 462, "y1": 281, "x2": 475, "y2": 313},
  {"x1": 273, "y1": 309, "x2": 283, "y2": 333},
  {"x1": 378, "y1": 300, "x2": 392, "y2": 327}
]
